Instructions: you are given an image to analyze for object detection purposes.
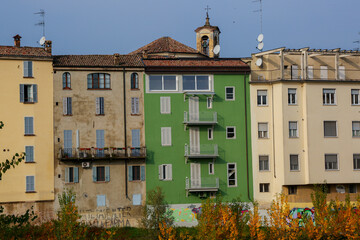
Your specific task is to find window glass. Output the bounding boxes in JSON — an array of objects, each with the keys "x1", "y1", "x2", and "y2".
[
  {"x1": 227, "y1": 163, "x2": 237, "y2": 186},
  {"x1": 324, "y1": 121, "x2": 337, "y2": 137},
  {"x1": 351, "y1": 89, "x2": 359, "y2": 105},
  {"x1": 164, "y1": 76, "x2": 176, "y2": 90},
  {"x1": 197, "y1": 76, "x2": 209, "y2": 90},
  {"x1": 325, "y1": 154, "x2": 338, "y2": 170},
  {"x1": 352, "y1": 121, "x2": 360, "y2": 137},
  {"x1": 97, "y1": 166, "x2": 105, "y2": 181},
  {"x1": 353, "y1": 154, "x2": 360, "y2": 170},
  {"x1": 131, "y1": 73, "x2": 139, "y2": 89},
  {"x1": 183, "y1": 76, "x2": 195, "y2": 90},
  {"x1": 259, "y1": 155, "x2": 269, "y2": 171},
  {"x1": 257, "y1": 90, "x2": 267, "y2": 106},
  {"x1": 226, "y1": 127, "x2": 235, "y2": 139},
  {"x1": 290, "y1": 155, "x2": 299, "y2": 171},
  {"x1": 226, "y1": 87, "x2": 234, "y2": 100},
  {"x1": 149, "y1": 75, "x2": 162, "y2": 90}
]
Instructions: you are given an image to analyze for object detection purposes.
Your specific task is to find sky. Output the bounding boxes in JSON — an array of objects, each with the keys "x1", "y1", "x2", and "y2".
[{"x1": 1, "y1": 0, "x2": 359, "y2": 58}]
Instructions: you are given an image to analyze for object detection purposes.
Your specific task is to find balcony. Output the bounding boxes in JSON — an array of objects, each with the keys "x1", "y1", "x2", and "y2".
[
  {"x1": 185, "y1": 144, "x2": 218, "y2": 160},
  {"x1": 183, "y1": 111, "x2": 217, "y2": 126},
  {"x1": 185, "y1": 177, "x2": 219, "y2": 195},
  {"x1": 59, "y1": 147, "x2": 146, "y2": 161}
]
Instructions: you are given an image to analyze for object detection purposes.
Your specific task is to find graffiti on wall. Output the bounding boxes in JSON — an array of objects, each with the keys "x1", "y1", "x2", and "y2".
[
  {"x1": 170, "y1": 205, "x2": 202, "y2": 223},
  {"x1": 79, "y1": 207, "x2": 132, "y2": 228}
]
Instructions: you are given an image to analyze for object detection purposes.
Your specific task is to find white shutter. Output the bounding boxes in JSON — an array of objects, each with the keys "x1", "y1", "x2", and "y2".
[
  {"x1": 63, "y1": 98, "x2": 68, "y2": 115},
  {"x1": 135, "y1": 97, "x2": 139, "y2": 114},
  {"x1": 159, "y1": 165, "x2": 163, "y2": 180},
  {"x1": 161, "y1": 127, "x2": 171, "y2": 146},
  {"x1": 131, "y1": 97, "x2": 139, "y2": 114},
  {"x1": 339, "y1": 66, "x2": 345, "y2": 80},
  {"x1": 160, "y1": 97, "x2": 170, "y2": 114},
  {"x1": 258, "y1": 123, "x2": 268, "y2": 131},
  {"x1": 95, "y1": 97, "x2": 100, "y2": 115},
  {"x1": 167, "y1": 164, "x2": 172, "y2": 180}
]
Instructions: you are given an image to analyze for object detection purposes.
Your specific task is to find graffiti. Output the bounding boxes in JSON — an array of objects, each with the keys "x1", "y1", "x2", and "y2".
[
  {"x1": 170, "y1": 208, "x2": 197, "y2": 223},
  {"x1": 288, "y1": 207, "x2": 315, "y2": 226},
  {"x1": 79, "y1": 207, "x2": 132, "y2": 227}
]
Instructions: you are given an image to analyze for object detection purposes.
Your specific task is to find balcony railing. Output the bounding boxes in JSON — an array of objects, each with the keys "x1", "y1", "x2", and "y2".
[
  {"x1": 183, "y1": 111, "x2": 217, "y2": 125},
  {"x1": 185, "y1": 177, "x2": 219, "y2": 192},
  {"x1": 184, "y1": 144, "x2": 218, "y2": 159},
  {"x1": 59, "y1": 147, "x2": 146, "y2": 160}
]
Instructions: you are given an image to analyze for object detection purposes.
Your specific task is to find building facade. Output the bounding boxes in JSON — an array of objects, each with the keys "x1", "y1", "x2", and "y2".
[
  {"x1": 0, "y1": 35, "x2": 54, "y2": 219},
  {"x1": 249, "y1": 47, "x2": 360, "y2": 207}
]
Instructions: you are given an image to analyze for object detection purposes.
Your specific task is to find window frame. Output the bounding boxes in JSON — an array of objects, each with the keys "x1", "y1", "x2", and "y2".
[
  {"x1": 259, "y1": 183, "x2": 270, "y2": 193},
  {"x1": 95, "y1": 97, "x2": 105, "y2": 115},
  {"x1": 259, "y1": 155, "x2": 269, "y2": 171},
  {"x1": 258, "y1": 122, "x2": 268, "y2": 139},
  {"x1": 131, "y1": 73, "x2": 139, "y2": 90},
  {"x1": 257, "y1": 90, "x2": 268, "y2": 106},
  {"x1": 353, "y1": 154, "x2": 360, "y2": 170},
  {"x1": 149, "y1": 75, "x2": 178, "y2": 92},
  {"x1": 325, "y1": 154, "x2": 339, "y2": 171},
  {"x1": 288, "y1": 88, "x2": 297, "y2": 105},
  {"x1": 62, "y1": 72, "x2": 71, "y2": 90},
  {"x1": 65, "y1": 167, "x2": 79, "y2": 183},
  {"x1": 352, "y1": 121, "x2": 360, "y2": 137},
  {"x1": 207, "y1": 97, "x2": 213, "y2": 109},
  {"x1": 161, "y1": 127, "x2": 172, "y2": 146},
  {"x1": 227, "y1": 163, "x2": 237, "y2": 187},
  {"x1": 182, "y1": 75, "x2": 210, "y2": 92},
  {"x1": 290, "y1": 154, "x2": 299, "y2": 171},
  {"x1": 93, "y1": 166, "x2": 110, "y2": 182},
  {"x1": 208, "y1": 162, "x2": 214, "y2": 175},
  {"x1": 226, "y1": 126, "x2": 236, "y2": 139},
  {"x1": 131, "y1": 97, "x2": 140, "y2": 115},
  {"x1": 20, "y1": 84, "x2": 38, "y2": 103},
  {"x1": 323, "y1": 88, "x2": 336, "y2": 105},
  {"x1": 288, "y1": 186, "x2": 297, "y2": 195},
  {"x1": 63, "y1": 97, "x2": 72, "y2": 116},
  {"x1": 159, "y1": 164, "x2": 172, "y2": 181},
  {"x1": 208, "y1": 128, "x2": 213, "y2": 140},
  {"x1": 351, "y1": 89, "x2": 360, "y2": 105},
  {"x1": 225, "y1": 86, "x2": 235, "y2": 101},
  {"x1": 324, "y1": 121, "x2": 337, "y2": 137},
  {"x1": 87, "y1": 73, "x2": 111, "y2": 90},
  {"x1": 23, "y1": 61, "x2": 33, "y2": 78},
  {"x1": 26, "y1": 176, "x2": 35, "y2": 192},
  {"x1": 289, "y1": 121, "x2": 298, "y2": 138}
]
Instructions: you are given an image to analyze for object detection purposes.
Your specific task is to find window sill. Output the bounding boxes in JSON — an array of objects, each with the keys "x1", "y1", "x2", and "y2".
[
  {"x1": 288, "y1": 104, "x2": 298, "y2": 106},
  {"x1": 25, "y1": 161, "x2": 36, "y2": 164},
  {"x1": 25, "y1": 191, "x2": 36, "y2": 193},
  {"x1": 290, "y1": 170, "x2": 300, "y2": 172},
  {"x1": 257, "y1": 105, "x2": 268, "y2": 107},
  {"x1": 131, "y1": 88, "x2": 140, "y2": 91},
  {"x1": 353, "y1": 169, "x2": 360, "y2": 171},
  {"x1": 324, "y1": 136, "x2": 338, "y2": 138},
  {"x1": 351, "y1": 104, "x2": 360, "y2": 106},
  {"x1": 63, "y1": 88, "x2": 72, "y2": 90},
  {"x1": 323, "y1": 104, "x2": 337, "y2": 106},
  {"x1": 259, "y1": 170, "x2": 270, "y2": 172},
  {"x1": 93, "y1": 181, "x2": 109, "y2": 183},
  {"x1": 24, "y1": 134, "x2": 35, "y2": 136},
  {"x1": 23, "y1": 102, "x2": 35, "y2": 104},
  {"x1": 325, "y1": 169, "x2": 339, "y2": 171},
  {"x1": 226, "y1": 138, "x2": 236, "y2": 140},
  {"x1": 23, "y1": 76, "x2": 34, "y2": 79},
  {"x1": 225, "y1": 99, "x2": 235, "y2": 101},
  {"x1": 87, "y1": 88, "x2": 112, "y2": 90},
  {"x1": 352, "y1": 136, "x2": 360, "y2": 138},
  {"x1": 63, "y1": 114, "x2": 73, "y2": 116},
  {"x1": 131, "y1": 114, "x2": 141, "y2": 116},
  {"x1": 289, "y1": 136, "x2": 299, "y2": 138},
  {"x1": 258, "y1": 137, "x2": 269, "y2": 140},
  {"x1": 65, "y1": 182, "x2": 78, "y2": 184},
  {"x1": 227, "y1": 185, "x2": 237, "y2": 188},
  {"x1": 95, "y1": 114, "x2": 105, "y2": 116},
  {"x1": 129, "y1": 180, "x2": 143, "y2": 182}
]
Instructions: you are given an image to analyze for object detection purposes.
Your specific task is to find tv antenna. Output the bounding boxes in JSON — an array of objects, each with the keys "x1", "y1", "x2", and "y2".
[
  {"x1": 353, "y1": 32, "x2": 360, "y2": 51},
  {"x1": 253, "y1": 0, "x2": 263, "y2": 34},
  {"x1": 34, "y1": 9, "x2": 45, "y2": 38}
]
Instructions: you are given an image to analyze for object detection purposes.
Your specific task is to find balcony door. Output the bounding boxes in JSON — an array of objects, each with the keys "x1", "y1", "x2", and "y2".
[
  {"x1": 190, "y1": 163, "x2": 201, "y2": 188},
  {"x1": 189, "y1": 127, "x2": 200, "y2": 154},
  {"x1": 64, "y1": 130, "x2": 72, "y2": 157},
  {"x1": 96, "y1": 130, "x2": 105, "y2": 157},
  {"x1": 132, "y1": 129, "x2": 140, "y2": 156},
  {"x1": 189, "y1": 96, "x2": 199, "y2": 122}
]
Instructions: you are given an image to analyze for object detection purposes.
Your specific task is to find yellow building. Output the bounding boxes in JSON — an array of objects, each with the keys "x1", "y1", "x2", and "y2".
[
  {"x1": 0, "y1": 35, "x2": 54, "y2": 218},
  {"x1": 249, "y1": 47, "x2": 360, "y2": 208}
]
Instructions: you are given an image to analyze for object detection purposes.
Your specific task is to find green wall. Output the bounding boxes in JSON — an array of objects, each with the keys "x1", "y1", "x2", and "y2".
[{"x1": 144, "y1": 74, "x2": 253, "y2": 204}]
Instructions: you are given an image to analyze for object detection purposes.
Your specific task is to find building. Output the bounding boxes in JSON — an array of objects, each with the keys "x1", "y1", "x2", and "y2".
[
  {"x1": 0, "y1": 35, "x2": 54, "y2": 219},
  {"x1": 249, "y1": 47, "x2": 360, "y2": 208},
  {"x1": 53, "y1": 54, "x2": 146, "y2": 227},
  {"x1": 140, "y1": 17, "x2": 252, "y2": 214}
]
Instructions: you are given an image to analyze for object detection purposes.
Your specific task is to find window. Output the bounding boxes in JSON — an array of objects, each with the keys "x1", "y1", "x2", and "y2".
[
  {"x1": 307, "y1": 66, "x2": 313, "y2": 79},
  {"x1": 92, "y1": 166, "x2": 110, "y2": 182},
  {"x1": 354, "y1": 154, "x2": 360, "y2": 170},
  {"x1": 288, "y1": 88, "x2": 297, "y2": 105},
  {"x1": 65, "y1": 167, "x2": 79, "y2": 183},
  {"x1": 339, "y1": 66, "x2": 345, "y2": 80},
  {"x1": 226, "y1": 127, "x2": 236, "y2": 139},
  {"x1": 207, "y1": 97, "x2": 213, "y2": 109},
  {"x1": 160, "y1": 97, "x2": 171, "y2": 114},
  {"x1": 225, "y1": 87, "x2": 235, "y2": 100},
  {"x1": 25, "y1": 146, "x2": 34, "y2": 163},
  {"x1": 26, "y1": 176, "x2": 35, "y2": 192},
  {"x1": 183, "y1": 75, "x2": 209, "y2": 91},
  {"x1": 227, "y1": 163, "x2": 237, "y2": 187},
  {"x1": 260, "y1": 183, "x2": 269, "y2": 193},
  {"x1": 289, "y1": 121, "x2": 298, "y2": 138},
  {"x1": 320, "y1": 66, "x2": 328, "y2": 80},
  {"x1": 23, "y1": 61, "x2": 33, "y2": 77},
  {"x1": 352, "y1": 121, "x2": 360, "y2": 137},
  {"x1": 288, "y1": 186, "x2": 297, "y2": 195},
  {"x1": 64, "y1": 130, "x2": 72, "y2": 157},
  {"x1": 324, "y1": 121, "x2": 337, "y2": 137},
  {"x1": 291, "y1": 65, "x2": 298, "y2": 80},
  {"x1": 257, "y1": 90, "x2": 267, "y2": 106},
  {"x1": 349, "y1": 184, "x2": 357, "y2": 193},
  {"x1": 208, "y1": 128, "x2": 213, "y2": 140},
  {"x1": 259, "y1": 155, "x2": 269, "y2": 171},
  {"x1": 290, "y1": 154, "x2": 299, "y2": 171},
  {"x1": 96, "y1": 130, "x2": 105, "y2": 157},
  {"x1": 128, "y1": 166, "x2": 145, "y2": 181},
  {"x1": 87, "y1": 73, "x2": 111, "y2": 89},
  {"x1": 209, "y1": 162, "x2": 214, "y2": 175},
  {"x1": 351, "y1": 89, "x2": 360, "y2": 105},
  {"x1": 325, "y1": 154, "x2": 338, "y2": 170},
  {"x1": 24, "y1": 117, "x2": 34, "y2": 135},
  {"x1": 131, "y1": 97, "x2": 139, "y2": 114},
  {"x1": 323, "y1": 89, "x2": 336, "y2": 105},
  {"x1": 258, "y1": 123, "x2": 268, "y2": 138},
  {"x1": 97, "y1": 195, "x2": 106, "y2": 207},
  {"x1": 20, "y1": 84, "x2": 37, "y2": 103},
  {"x1": 95, "y1": 97, "x2": 105, "y2": 115},
  {"x1": 63, "y1": 97, "x2": 72, "y2": 115},
  {"x1": 161, "y1": 127, "x2": 172, "y2": 146},
  {"x1": 149, "y1": 75, "x2": 177, "y2": 91},
  {"x1": 131, "y1": 73, "x2": 139, "y2": 89},
  {"x1": 63, "y1": 72, "x2": 71, "y2": 89},
  {"x1": 159, "y1": 164, "x2": 172, "y2": 180}
]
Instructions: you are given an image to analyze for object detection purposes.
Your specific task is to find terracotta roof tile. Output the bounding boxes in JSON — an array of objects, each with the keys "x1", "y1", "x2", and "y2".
[
  {"x1": 53, "y1": 55, "x2": 144, "y2": 67},
  {"x1": 129, "y1": 37, "x2": 199, "y2": 55},
  {"x1": 0, "y1": 46, "x2": 51, "y2": 58},
  {"x1": 143, "y1": 58, "x2": 248, "y2": 67}
]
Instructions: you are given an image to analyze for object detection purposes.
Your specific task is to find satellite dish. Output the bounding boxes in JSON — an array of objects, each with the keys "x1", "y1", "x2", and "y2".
[
  {"x1": 213, "y1": 45, "x2": 220, "y2": 55},
  {"x1": 257, "y1": 42, "x2": 264, "y2": 50},
  {"x1": 255, "y1": 58, "x2": 263, "y2": 67},
  {"x1": 39, "y1": 36, "x2": 46, "y2": 46},
  {"x1": 257, "y1": 33, "x2": 264, "y2": 42}
]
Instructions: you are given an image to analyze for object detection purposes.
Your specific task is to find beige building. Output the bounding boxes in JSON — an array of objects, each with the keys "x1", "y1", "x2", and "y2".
[
  {"x1": 53, "y1": 54, "x2": 146, "y2": 227},
  {"x1": 249, "y1": 47, "x2": 360, "y2": 207},
  {"x1": 0, "y1": 35, "x2": 54, "y2": 219}
]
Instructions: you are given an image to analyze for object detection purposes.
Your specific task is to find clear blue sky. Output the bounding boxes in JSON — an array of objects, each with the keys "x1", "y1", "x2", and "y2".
[{"x1": 1, "y1": 0, "x2": 359, "y2": 57}]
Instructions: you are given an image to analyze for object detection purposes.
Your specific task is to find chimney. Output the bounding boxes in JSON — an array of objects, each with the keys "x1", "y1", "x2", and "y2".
[
  {"x1": 142, "y1": 50, "x2": 148, "y2": 59},
  {"x1": 113, "y1": 53, "x2": 120, "y2": 65},
  {"x1": 13, "y1": 34, "x2": 21, "y2": 47},
  {"x1": 44, "y1": 40, "x2": 52, "y2": 54}
]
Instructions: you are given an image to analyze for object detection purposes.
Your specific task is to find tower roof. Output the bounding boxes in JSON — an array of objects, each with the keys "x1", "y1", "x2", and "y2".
[{"x1": 194, "y1": 15, "x2": 220, "y2": 33}]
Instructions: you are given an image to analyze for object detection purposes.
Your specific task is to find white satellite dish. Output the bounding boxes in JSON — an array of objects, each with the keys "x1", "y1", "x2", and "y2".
[
  {"x1": 255, "y1": 58, "x2": 263, "y2": 67},
  {"x1": 213, "y1": 45, "x2": 220, "y2": 55},
  {"x1": 257, "y1": 42, "x2": 264, "y2": 50},
  {"x1": 39, "y1": 36, "x2": 46, "y2": 46},
  {"x1": 257, "y1": 33, "x2": 264, "y2": 42}
]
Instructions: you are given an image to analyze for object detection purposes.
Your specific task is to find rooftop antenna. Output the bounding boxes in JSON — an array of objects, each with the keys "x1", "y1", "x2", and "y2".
[
  {"x1": 253, "y1": 0, "x2": 264, "y2": 52},
  {"x1": 253, "y1": 0, "x2": 263, "y2": 34},
  {"x1": 34, "y1": 9, "x2": 45, "y2": 38},
  {"x1": 353, "y1": 32, "x2": 360, "y2": 51}
]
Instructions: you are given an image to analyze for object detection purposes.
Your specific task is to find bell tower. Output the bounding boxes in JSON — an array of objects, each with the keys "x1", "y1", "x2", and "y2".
[{"x1": 195, "y1": 7, "x2": 221, "y2": 58}]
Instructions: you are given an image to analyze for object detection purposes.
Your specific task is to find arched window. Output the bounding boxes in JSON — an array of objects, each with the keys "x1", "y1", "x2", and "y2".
[
  {"x1": 62, "y1": 72, "x2": 71, "y2": 89},
  {"x1": 131, "y1": 73, "x2": 139, "y2": 89},
  {"x1": 87, "y1": 73, "x2": 111, "y2": 89},
  {"x1": 201, "y1": 36, "x2": 209, "y2": 56}
]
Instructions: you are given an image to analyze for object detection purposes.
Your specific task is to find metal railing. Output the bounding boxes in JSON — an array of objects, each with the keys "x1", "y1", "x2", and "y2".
[
  {"x1": 185, "y1": 177, "x2": 219, "y2": 190},
  {"x1": 184, "y1": 111, "x2": 217, "y2": 125},
  {"x1": 59, "y1": 147, "x2": 146, "y2": 160},
  {"x1": 184, "y1": 144, "x2": 218, "y2": 158}
]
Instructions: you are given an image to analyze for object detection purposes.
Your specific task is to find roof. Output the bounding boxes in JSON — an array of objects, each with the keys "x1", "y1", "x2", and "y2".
[
  {"x1": 0, "y1": 46, "x2": 51, "y2": 58},
  {"x1": 53, "y1": 54, "x2": 144, "y2": 67},
  {"x1": 129, "y1": 37, "x2": 199, "y2": 55}
]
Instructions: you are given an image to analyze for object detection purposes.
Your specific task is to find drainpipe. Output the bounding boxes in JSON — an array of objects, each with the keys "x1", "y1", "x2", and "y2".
[
  {"x1": 243, "y1": 73, "x2": 252, "y2": 201},
  {"x1": 123, "y1": 67, "x2": 129, "y2": 199}
]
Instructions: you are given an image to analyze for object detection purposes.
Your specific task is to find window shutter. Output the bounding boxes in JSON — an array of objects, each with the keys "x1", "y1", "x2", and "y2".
[
  {"x1": 128, "y1": 166, "x2": 133, "y2": 181},
  {"x1": 68, "y1": 97, "x2": 72, "y2": 115},
  {"x1": 24, "y1": 62, "x2": 28, "y2": 77},
  {"x1": 95, "y1": 98, "x2": 100, "y2": 115},
  {"x1": 135, "y1": 98, "x2": 139, "y2": 114},
  {"x1": 92, "y1": 167, "x2": 97, "y2": 182},
  {"x1": 353, "y1": 121, "x2": 360, "y2": 130},
  {"x1": 28, "y1": 117, "x2": 34, "y2": 134},
  {"x1": 74, "y1": 167, "x2": 79, "y2": 183},
  {"x1": 159, "y1": 165, "x2": 163, "y2": 180},
  {"x1": 259, "y1": 123, "x2": 267, "y2": 131},
  {"x1": 25, "y1": 117, "x2": 29, "y2": 134},
  {"x1": 28, "y1": 61, "x2": 33, "y2": 77},
  {"x1": 160, "y1": 97, "x2": 170, "y2": 114},
  {"x1": 161, "y1": 128, "x2": 165, "y2": 146},
  {"x1": 100, "y1": 97, "x2": 104, "y2": 114},
  {"x1": 25, "y1": 146, "x2": 34, "y2": 162},
  {"x1": 63, "y1": 98, "x2": 68, "y2": 115},
  {"x1": 141, "y1": 166, "x2": 145, "y2": 181},
  {"x1": 291, "y1": 65, "x2": 298, "y2": 79},
  {"x1": 20, "y1": 84, "x2": 25, "y2": 102},
  {"x1": 289, "y1": 122, "x2": 297, "y2": 130},
  {"x1": 65, "y1": 168, "x2": 69, "y2": 183},
  {"x1": 105, "y1": 166, "x2": 110, "y2": 182},
  {"x1": 33, "y1": 85, "x2": 37, "y2": 102},
  {"x1": 339, "y1": 66, "x2": 345, "y2": 80},
  {"x1": 167, "y1": 164, "x2": 172, "y2": 180}
]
